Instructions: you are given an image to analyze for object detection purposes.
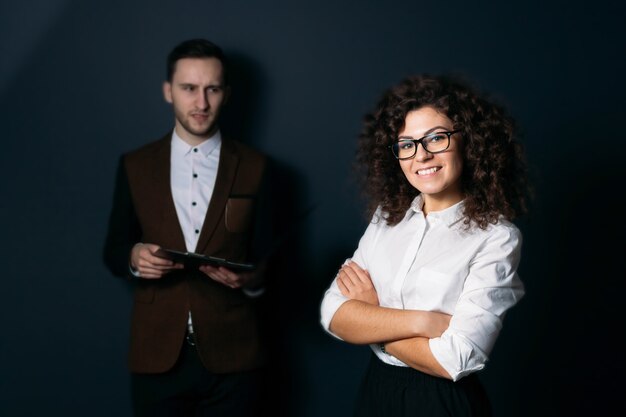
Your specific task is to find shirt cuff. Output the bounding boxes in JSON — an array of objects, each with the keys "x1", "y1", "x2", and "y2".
[
  {"x1": 129, "y1": 264, "x2": 141, "y2": 278},
  {"x1": 242, "y1": 286, "x2": 265, "y2": 297},
  {"x1": 429, "y1": 334, "x2": 486, "y2": 382},
  {"x1": 319, "y1": 291, "x2": 349, "y2": 339}
]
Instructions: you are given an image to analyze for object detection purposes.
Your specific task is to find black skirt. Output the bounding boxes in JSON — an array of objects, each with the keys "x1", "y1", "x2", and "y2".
[{"x1": 354, "y1": 353, "x2": 492, "y2": 417}]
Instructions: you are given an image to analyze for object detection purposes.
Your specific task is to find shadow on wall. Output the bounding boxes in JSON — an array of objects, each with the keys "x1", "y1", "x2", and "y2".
[
  {"x1": 220, "y1": 51, "x2": 269, "y2": 145},
  {"x1": 256, "y1": 158, "x2": 306, "y2": 416},
  {"x1": 481, "y1": 120, "x2": 626, "y2": 416}
]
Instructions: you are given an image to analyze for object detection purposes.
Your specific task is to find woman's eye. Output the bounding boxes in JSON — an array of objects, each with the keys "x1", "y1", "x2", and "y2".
[{"x1": 428, "y1": 134, "x2": 446, "y2": 143}]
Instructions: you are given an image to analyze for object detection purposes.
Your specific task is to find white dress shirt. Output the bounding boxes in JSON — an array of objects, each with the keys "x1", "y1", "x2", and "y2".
[
  {"x1": 170, "y1": 129, "x2": 221, "y2": 252},
  {"x1": 320, "y1": 194, "x2": 525, "y2": 381},
  {"x1": 170, "y1": 129, "x2": 221, "y2": 333}
]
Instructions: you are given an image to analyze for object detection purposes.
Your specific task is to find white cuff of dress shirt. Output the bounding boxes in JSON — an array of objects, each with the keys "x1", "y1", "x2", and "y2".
[
  {"x1": 129, "y1": 264, "x2": 142, "y2": 278},
  {"x1": 129, "y1": 243, "x2": 143, "y2": 278},
  {"x1": 242, "y1": 286, "x2": 265, "y2": 297}
]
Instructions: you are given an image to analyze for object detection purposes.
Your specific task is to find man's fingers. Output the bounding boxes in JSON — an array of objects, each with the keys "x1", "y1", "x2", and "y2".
[
  {"x1": 136, "y1": 256, "x2": 176, "y2": 269},
  {"x1": 136, "y1": 263, "x2": 183, "y2": 278},
  {"x1": 136, "y1": 267, "x2": 164, "y2": 279},
  {"x1": 138, "y1": 272, "x2": 161, "y2": 279},
  {"x1": 133, "y1": 244, "x2": 175, "y2": 267},
  {"x1": 144, "y1": 253, "x2": 176, "y2": 267},
  {"x1": 199, "y1": 265, "x2": 239, "y2": 288}
]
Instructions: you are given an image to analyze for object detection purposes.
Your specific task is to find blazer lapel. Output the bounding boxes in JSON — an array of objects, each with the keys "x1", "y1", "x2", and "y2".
[
  {"x1": 152, "y1": 134, "x2": 187, "y2": 250},
  {"x1": 195, "y1": 139, "x2": 239, "y2": 254}
]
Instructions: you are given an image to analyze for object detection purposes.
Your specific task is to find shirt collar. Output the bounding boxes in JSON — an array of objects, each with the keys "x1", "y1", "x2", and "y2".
[
  {"x1": 171, "y1": 129, "x2": 222, "y2": 158},
  {"x1": 409, "y1": 194, "x2": 465, "y2": 227}
]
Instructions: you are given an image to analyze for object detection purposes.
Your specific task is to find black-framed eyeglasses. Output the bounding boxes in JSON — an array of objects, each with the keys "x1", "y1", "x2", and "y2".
[{"x1": 389, "y1": 130, "x2": 460, "y2": 160}]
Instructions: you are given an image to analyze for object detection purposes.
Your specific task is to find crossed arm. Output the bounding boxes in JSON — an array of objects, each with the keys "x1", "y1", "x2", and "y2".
[{"x1": 329, "y1": 261, "x2": 452, "y2": 379}]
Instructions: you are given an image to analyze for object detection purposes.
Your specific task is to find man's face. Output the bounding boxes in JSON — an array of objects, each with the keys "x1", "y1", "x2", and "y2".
[{"x1": 163, "y1": 57, "x2": 229, "y2": 144}]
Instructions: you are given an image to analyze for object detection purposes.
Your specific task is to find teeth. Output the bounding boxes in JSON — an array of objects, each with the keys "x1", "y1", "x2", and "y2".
[{"x1": 418, "y1": 167, "x2": 439, "y2": 175}]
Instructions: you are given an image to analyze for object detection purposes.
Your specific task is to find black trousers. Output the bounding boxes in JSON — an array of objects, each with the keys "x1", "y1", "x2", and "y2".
[
  {"x1": 131, "y1": 339, "x2": 264, "y2": 417},
  {"x1": 354, "y1": 353, "x2": 492, "y2": 417}
]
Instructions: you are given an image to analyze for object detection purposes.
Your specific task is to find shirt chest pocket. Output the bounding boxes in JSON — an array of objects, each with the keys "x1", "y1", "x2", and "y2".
[
  {"x1": 403, "y1": 267, "x2": 464, "y2": 311},
  {"x1": 225, "y1": 196, "x2": 255, "y2": 233}
]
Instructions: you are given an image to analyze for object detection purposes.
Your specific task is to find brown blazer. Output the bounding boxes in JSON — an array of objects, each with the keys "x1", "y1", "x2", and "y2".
[{"x1": 104, "y1": 133, "x2": 268, "y2": 374}]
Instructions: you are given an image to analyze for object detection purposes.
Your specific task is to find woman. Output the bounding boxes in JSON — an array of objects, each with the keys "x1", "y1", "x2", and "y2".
[{"x1": 320, "y1": 74, "x2": 530, "y2": 416}]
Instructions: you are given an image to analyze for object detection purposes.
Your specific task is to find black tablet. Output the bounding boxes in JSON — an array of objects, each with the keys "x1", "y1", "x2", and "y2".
[{"x1": 154, "y1": 248, "x2": 256, "y2": 272}]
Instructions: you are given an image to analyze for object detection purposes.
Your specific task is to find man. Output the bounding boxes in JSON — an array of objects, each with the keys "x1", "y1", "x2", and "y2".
[{"x1": 103, "y1": 38, "x2": 270, "y2": 417}]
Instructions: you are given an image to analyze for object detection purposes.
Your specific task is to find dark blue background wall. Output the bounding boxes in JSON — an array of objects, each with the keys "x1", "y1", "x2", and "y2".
[{"x1": 1, "y1": 0, "x2": 624, "y2": 415}]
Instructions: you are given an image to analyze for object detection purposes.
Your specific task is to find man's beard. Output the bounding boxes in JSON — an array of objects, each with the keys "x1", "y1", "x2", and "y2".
[{"x1": 177, "y1": 111, "x2": 218, "y2": 138}]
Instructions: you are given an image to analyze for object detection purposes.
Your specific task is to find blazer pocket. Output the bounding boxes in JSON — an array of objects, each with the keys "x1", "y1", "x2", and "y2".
[{"x1": 225, "y1": 196, "x2": 255, "y2": 233}]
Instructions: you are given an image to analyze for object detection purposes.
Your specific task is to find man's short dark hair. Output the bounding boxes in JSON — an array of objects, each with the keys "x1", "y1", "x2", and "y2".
[{"x1": 166, "y1": 38, "x2": 228, "y2": 84}]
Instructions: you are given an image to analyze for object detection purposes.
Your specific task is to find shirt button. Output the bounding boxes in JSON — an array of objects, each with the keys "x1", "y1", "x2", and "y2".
[
  {"x1": 192, "y1": 202, "x2": 197, "y2": 206},
  {"x1": 193, "y1": 148, "x2": 198, "y2": 153},
  {"x1": 193, "y1": 173, "x2": 198, "y2": 178},
  {"x1": 195, "y1": 229, "x2": 200, "y2": 234}
]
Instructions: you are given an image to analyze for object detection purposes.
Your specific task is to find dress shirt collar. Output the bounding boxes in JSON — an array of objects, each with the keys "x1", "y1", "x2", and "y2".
[
  {"x1": 409, "y1": 194, "x2": 465, "y2": 227},
  {"x1": 171, "y1": 129, "x2": 222, "y2": 158}
]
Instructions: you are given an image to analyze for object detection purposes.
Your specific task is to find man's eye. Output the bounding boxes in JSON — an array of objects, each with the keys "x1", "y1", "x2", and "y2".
[{"x1": 183, "y1": 86, "x2": 195, "y2": 91}]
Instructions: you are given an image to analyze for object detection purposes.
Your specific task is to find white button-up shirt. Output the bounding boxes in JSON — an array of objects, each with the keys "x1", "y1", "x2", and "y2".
[
  {"x1": 170, "y1": 129, "x2": 221, "y2": 252},
  {"x1": 170, "y1": 129, "x2": 221, "y2": 333},
  {"x1": 320, "y1": 195, "x2": 525, "y2": 381}
]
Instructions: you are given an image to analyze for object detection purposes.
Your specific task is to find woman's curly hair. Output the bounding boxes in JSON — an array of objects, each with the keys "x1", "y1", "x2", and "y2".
[{"x1": 356, "y1": 74, "x2": 530, "y2": 229}]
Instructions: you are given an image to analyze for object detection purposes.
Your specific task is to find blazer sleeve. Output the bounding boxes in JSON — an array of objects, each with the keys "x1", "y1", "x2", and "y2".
[{"x1": 102, "y1": 155, "x2": 142, "y2": 278}]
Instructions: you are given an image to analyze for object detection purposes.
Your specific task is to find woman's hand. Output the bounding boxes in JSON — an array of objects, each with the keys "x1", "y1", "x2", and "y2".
[{"x1": 337, "y1": 261, "x2": 379, "y2": 305}]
